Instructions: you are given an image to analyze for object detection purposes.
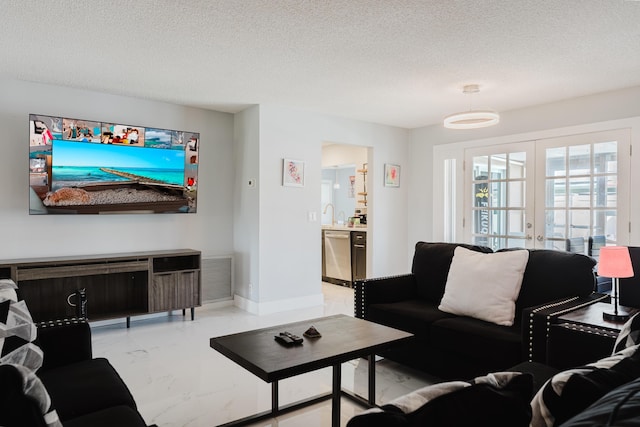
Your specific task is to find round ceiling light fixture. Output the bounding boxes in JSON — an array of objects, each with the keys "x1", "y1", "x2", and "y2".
[{"x1": 443, "y1": 84, "x2": 500, "y2": 130}]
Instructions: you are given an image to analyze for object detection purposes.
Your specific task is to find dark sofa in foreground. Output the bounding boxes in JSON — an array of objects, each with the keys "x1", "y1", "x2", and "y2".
[
  {"x1": 0, "y1": 279, "x2": 152, "y2": 427},
  {"x1": 355, "y1": 241, "x2": 600, "y2": 379},
  {"x1": 348, "y1": 314, "x2": 640, "y2": 427}
]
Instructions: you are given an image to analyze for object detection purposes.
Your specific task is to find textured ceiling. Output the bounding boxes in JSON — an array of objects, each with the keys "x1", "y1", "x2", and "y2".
[{"x1": 2, "y1": 0, "x2": 640, "y2": 129}]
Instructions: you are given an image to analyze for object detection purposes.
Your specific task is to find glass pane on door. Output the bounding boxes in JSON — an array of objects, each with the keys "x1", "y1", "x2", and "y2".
[
  {"x1": 509, "y1": 152, "x2": 526, "y2": 179},
  {"x1": 508, "y1": 181, "x2": 525, "y2": 207},
  {"x1": 469, "y1": 150, "x2": 529, "y2": 250},
  {"x1": 474, "y1": 156, "x2": 488, "y2": 179},
  {"x1": 568, "y1": 145, "x2": 590, "y2": 176},
  {"x1": 546, "y1": 179, "x2": 566, "y2": 208},
  {"x1": 594, "y1": 142, "x2": 617, "y2": 173},
  {"x1": 546, "y1": 147, "x2": 565, "y2": 176},
  {"x1": 568, "y1": 177, "x2": 590, "y2": 208}
]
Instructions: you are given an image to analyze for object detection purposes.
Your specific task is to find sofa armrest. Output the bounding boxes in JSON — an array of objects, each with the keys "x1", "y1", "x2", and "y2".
[
  {"x1": 521, "y1": 293, "x2": 608, "y2": 364},
  {"x1": 36, "y1": 318, "x2": 92, "y2": 371},
  {"x1": 354, "y1": 274, "x2": 417, "y2": 319},
  {"x1": 546, "y1": 323, "x2": 617, "y2": 369}
]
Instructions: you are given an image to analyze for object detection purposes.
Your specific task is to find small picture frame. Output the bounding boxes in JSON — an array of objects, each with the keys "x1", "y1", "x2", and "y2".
[
  {"x1": 384, "y1": 163, "x2": 400, "y2": 187},
  {"x1": 283, "y1": 158, "x2": 305, "y2": 187}
]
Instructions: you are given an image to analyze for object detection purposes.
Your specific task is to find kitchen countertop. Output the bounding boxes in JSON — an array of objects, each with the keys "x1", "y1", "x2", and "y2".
[{"x1": 321, "y1": 225, "x2": 367, "y2": 231}]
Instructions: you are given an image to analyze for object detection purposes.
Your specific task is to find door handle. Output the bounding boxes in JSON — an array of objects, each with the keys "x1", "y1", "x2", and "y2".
[
  {"x1": 526, "y1": 235, "x2": 532, "y2": 240},
  {"x1": 536, "y1": 235, "x2": 544, "y2": 242}
]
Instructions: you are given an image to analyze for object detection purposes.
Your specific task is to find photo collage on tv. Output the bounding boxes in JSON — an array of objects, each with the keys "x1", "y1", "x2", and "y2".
[{"x1": 29, "y1": 114, "x2": 199, "y2": 214}]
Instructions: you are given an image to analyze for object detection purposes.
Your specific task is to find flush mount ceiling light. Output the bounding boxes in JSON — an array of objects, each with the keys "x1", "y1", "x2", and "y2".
[{"x1": 443, "y1": 84, "x2": 500, "y2": 130}]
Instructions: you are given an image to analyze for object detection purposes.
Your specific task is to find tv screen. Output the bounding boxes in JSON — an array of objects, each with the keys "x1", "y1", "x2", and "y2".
[{"x1": 29, "y1": 114, "x2": 199, "y2": 214}]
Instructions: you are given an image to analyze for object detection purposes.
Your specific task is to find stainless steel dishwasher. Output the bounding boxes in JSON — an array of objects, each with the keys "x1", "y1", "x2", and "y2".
[{"x1": 324, "y1": 230, "x2": 352, "y2": 285}]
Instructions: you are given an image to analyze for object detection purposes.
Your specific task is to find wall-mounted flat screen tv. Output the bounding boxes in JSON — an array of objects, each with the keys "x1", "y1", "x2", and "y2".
[{"x1": 29, "y1": 114, "x2": 199, "y2": 214}]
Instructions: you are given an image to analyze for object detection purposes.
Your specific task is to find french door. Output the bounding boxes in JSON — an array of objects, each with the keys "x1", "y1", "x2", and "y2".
[
  {"x1": 464, "y1": 129, "x2": 630, "y2": 251},
  {"x1": 535, "y1": 129, "x2": 630, "y2": 250},
  {"x1": 465, "y1": 143, "x2": 535, "y2": 249}
]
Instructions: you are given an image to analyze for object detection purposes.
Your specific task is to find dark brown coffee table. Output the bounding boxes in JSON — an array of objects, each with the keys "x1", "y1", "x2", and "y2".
[{"x1": 210, "y1": 314, "x2": 413, "y2": 427}]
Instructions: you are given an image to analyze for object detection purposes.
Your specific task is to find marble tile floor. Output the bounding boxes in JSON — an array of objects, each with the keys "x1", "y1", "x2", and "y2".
[{"x1": 91, "y1": 283, "x2": 439, "y2": 427}]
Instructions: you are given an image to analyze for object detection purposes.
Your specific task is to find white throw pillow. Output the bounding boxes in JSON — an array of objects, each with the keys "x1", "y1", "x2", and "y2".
[{"x1": 438, "y1": 247, "x2": 529, "y2": 326}]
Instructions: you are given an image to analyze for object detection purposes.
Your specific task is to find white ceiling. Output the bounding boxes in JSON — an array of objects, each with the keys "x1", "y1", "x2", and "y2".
[{"x1": 2, "y1": 0, "x2": 640, "y2": 129}]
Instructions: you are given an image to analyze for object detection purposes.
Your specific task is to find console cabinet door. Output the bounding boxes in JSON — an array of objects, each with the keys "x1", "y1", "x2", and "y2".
[
  {"x1": 150, "y1": 273, "x2": 175, "y2": 312},
  {"x1": 175, "y1": 271, "x2": 201, "y2": 308},
  {"x1": 150, "y1": 271, "x2": 201, "y2": 312}
]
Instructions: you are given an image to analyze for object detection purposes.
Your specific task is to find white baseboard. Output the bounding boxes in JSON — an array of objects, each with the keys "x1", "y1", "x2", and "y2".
[
  {"x1": 233, "y1": 293, "x2": 324, "y2": 315},
  {"x1": 202, "y1": 299, "x2": 234, "y2": 309}
]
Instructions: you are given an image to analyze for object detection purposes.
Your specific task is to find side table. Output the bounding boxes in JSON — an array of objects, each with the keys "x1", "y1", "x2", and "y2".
[{"x1": 547, "y1": 302, "x2": 638, "y2": 369}]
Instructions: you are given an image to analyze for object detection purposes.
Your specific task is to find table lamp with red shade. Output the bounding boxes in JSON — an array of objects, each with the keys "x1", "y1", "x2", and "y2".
[{"x1": 599, "y1": 246, "x2": 635, "y2": 322}]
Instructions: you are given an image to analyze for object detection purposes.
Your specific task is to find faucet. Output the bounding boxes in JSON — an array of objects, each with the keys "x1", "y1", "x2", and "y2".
[{"x1": 323, "y1": 203, "x2": 335, "y2": 226}]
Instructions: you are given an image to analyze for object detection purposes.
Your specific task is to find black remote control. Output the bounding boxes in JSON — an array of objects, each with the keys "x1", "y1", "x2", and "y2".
[{"x1": 274, "y1": 331, "x2": 303, "y2": 346}]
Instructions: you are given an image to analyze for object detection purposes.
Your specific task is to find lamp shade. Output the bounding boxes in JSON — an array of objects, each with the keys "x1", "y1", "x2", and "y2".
[{"x1": 598, "y1": 246, "x2": 634, "y2": 278}]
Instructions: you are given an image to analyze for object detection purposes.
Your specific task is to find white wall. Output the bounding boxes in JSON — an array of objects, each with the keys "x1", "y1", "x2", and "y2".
[
  {"x1": 322, "y1": 144, "x2": 368, "y2": 168},
  {"x1": 408, "y1": 128, "x2": 435, "y2": 253},
  {"x1": 232, "y1": 106, "x2": 260, "y2": 300},
  {"x1": 0, "y1": 78, "x2": 234, "y2": 260},
  {"x1": 409, "y1": 85, "x2": 640, "y2": 246},
  {"x1": 234, "y1": 104, "x2": 410, "y2": 314}
]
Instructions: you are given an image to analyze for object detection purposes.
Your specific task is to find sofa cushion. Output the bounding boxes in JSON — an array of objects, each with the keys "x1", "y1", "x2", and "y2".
[
  {"x1": 558, "y1": 376, "x2": 640, "y2": 427},
  {"x1": 411, "y1": 242, "x2": 493, "y2": 304},
  {"x1": 514, "y1": 249, "x2": 596, "y2": 314},
  {"x1": 39, "y1": 357, "x2": 137, "y2": 422},
  {"x1": 530, "y1": 344, "x2": 640, "y2": 427},
  {"x1": 347, "y1": 371, "x2": 533, "y2": 427},
  {"x1": 439, "y1": 247, "x2": 529, "y2": 326},
  {"x1": 368, "y1": 300, "x2": 454, "y2": 337},
  {"x1": 63, "y1": 405, "x2": 149, "y2": 427},
  {"x1": 430, "y1": 316, "x2": 522, "y2": 374}
]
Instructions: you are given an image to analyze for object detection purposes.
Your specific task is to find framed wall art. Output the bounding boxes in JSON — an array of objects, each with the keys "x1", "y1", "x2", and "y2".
[
  {"x1": 384, "y1": 163, "x2": 400, "y2": 187},
  {"x1": 283, "y1": 158, "x2": 305, "y2": 187}
]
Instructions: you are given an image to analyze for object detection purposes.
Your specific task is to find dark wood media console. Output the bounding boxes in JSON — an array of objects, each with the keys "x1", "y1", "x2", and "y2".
[{"x1": 0, "y1": 249, "x2": 201, "y2": 327}]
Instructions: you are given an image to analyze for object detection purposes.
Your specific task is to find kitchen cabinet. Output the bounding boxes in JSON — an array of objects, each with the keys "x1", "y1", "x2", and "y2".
[{"x1": 351, "y1": 231, "x2": 367, "y2": 281}]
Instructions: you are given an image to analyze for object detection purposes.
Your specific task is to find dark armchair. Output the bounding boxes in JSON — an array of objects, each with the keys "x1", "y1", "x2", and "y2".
[{"x1": 0, "y1": 318, "x2": 154, "y2": 427}]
